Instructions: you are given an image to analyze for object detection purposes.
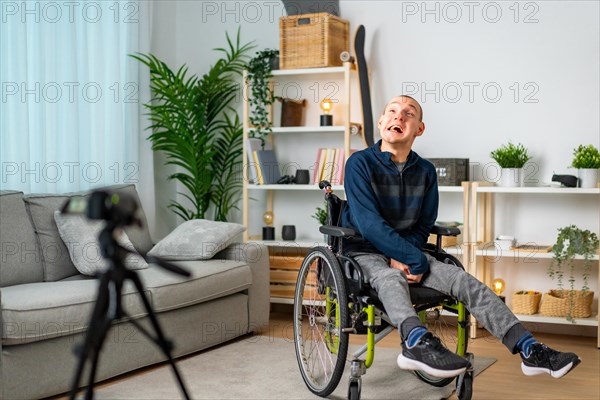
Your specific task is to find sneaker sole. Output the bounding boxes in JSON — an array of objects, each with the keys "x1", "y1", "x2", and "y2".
[
  {"x1": 397, "y1": 354, "x2": 467, "y2": 378},
  {"x1": 521, "y1": 358, "x2": 581, "y2": 379}
]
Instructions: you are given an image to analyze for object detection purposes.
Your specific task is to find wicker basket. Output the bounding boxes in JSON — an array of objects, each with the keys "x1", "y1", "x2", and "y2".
[
  {"x1": 511, "y1": 291, "x2": 542, "y2": 315},
  {"x1": 539, "y1": 290, "x2": 594, "y2": 318},
  {"x1": 279, "y1": 13, "x2": 349, "y2": 69}
]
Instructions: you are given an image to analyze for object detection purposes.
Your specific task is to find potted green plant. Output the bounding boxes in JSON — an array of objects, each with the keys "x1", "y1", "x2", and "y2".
[
  {"x1": 570, "y1": 144, "x2": 600, "y2": 188},
  {"x1": 545, "y1": 225, "x2": 599, "y2": 321},
  {"x1": 312, "y1": 204, "x2": 328, "y2": 226},
  {"x1": 490, "y1": 142, "x2": 532, "y2": 187},
  {"x1": 132, "y1": 30, "x2": 253, "y2": 221},
  {"x1": 246, "y1": 49, "x2": 279, "y2": 148},
  {"x1": 312, "y1": 203, "x2": 328, "y2": 243}
]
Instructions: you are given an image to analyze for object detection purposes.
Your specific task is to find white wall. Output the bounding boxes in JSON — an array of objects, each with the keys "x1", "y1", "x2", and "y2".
[
  {"x1": 150, "y1": 0, "x2": 599, "y2": 220},
  {"x1": 149, "y1": 1, "x2": 599, "y2": 333}
]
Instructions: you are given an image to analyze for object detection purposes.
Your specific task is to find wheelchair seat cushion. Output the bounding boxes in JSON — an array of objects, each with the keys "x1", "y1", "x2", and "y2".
[{"x1": 409, "y1": 285, "x2": 453, "y2": 306}]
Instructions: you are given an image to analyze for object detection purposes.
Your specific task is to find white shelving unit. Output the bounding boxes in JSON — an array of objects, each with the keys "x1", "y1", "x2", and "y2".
[
  {"x1": 463, "y1": 181, "x2": 600, "y2": 346},
  {"x1": 242, "y1": 64, "x2": 357, "y2": 303}
]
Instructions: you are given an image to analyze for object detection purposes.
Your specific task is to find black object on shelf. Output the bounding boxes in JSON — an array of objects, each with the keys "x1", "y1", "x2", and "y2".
[
  {"x1": 294, "y1": 169, "x2": 310, "y2": 184},
  {"x1": 552, "y1": 174, "x2": 578, "y2": 188},
  {"x1": 282, "y1": 225, "x2": 296, "y2": 241},
  {"x1": 263, "y1": 226, "x2": 275, "y2": 241},
  {"x1": 320, "y1": 114, "x2": 333, "y2": 126}
]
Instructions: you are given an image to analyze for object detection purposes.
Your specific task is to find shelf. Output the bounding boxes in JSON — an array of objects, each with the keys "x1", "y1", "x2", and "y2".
[
  {"x1": 438, "y1": 186, "x2": 464, "y2": 193},
  {"x1": 475, "y1": 246, "x2": 600, "y2": 260},
  {"x1": 265, "y1": 126, "x2": 345, "y2": 134},
  {"x1": 475, "y1": 186, "x2": 600, "y2": 194},
  {"x1": 247, "y1": 184, "x2": 461, "y2": 193},
  {"x1": 515, "y1": 313, "x2": 598, "y2": 326},
  {"x1": 271, "y1": 66, "x2": 347, "y2": 76},
  {"x1": 249, "y1": 239, "x2": 325, "y2": 248},
  {"x1": 246, "y1": 184, "x2": 344, "y2": 191}
]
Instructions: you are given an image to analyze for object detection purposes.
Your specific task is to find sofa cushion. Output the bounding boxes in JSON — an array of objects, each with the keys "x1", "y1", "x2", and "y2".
[
  {"x1": 1, "y1": 279, "x2": 151, "y2": 345},
  {"x1": 148, "y1": 219, "x2": 245, "y2": 260},
  {"x1": 54, "y1": 211, "x2": 148, "y2": 275},
  {"x1": 105, "y1": 184, "x2": 154, "y2": 254},
  {"x1": 0, "y1": 191, "x2": 44, "y2": 287},
  {"x1": 23, "y1": 193, "x2": 80, "y2": 281},
  {"x1": 23, "y1": 185, "x2": 153, "y2": 281},
  {"x1": 137, "y1": 259, "x2": 251, "y2": 312}
]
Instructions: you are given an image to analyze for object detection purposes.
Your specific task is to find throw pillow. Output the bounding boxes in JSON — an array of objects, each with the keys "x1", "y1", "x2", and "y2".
[
  {"x1": 147, "y1": 219, "x2": 246, "y2": 260},
  {"x1": 54, "y1": 211, "x2": 148, "y2": 276}
]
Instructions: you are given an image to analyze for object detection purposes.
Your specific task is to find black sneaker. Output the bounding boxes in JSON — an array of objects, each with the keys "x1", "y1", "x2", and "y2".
[
  {"x1": 397, "y1": 332, "x2": 470, "y2": 378},
  {"x1": 521, "y1": 343, "x2": 581, "y2": 378}
]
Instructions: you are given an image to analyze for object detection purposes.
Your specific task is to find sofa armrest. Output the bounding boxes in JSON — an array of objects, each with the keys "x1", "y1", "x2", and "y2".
[{"x1": 214, "y1": 243, "x2": 269, "y2": 332}]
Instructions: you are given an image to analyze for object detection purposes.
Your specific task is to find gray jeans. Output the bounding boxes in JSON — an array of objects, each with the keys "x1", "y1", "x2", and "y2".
[{"x1": 352, "y1": 252, "x2": 527, "y2": 352}]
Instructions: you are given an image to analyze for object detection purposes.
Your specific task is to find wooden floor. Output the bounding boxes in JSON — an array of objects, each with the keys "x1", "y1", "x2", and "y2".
[{"x1": 269, "y1": 306, "x2": 600, "y2": 400}]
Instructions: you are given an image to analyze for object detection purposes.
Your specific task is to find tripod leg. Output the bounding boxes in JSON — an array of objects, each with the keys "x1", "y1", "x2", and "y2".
[
  {"x1": 70, "y1": 273, "x2": 114, "y2": 400},
  {"x1": 83, "y1": 314, "x2": 114, "y2": 400},
  {"x1": 127, "y1": 270, "x2": 191, "y2": 400}
]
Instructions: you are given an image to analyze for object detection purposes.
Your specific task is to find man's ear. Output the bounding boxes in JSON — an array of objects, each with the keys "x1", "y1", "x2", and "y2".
[
  {"x1": 416, "y1": 122, "x2": 426, "y2": 137},
  {"x1": 377, "y1": 114, "x2": 384, "y2": 129}
]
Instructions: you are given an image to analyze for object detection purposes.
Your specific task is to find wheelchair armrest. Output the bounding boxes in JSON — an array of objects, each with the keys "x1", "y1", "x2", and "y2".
[
  {"x1": 319, "y1": 225, "x2": 356, "y2": 238},
  {"x1": 430, "y1": 224, "x2": 460, "y2": 237}
]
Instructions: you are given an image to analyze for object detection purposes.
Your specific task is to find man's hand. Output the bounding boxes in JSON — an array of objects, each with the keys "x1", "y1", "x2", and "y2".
[{"x1": 390, "y1": 258, "x2": 423, "y2": 283}]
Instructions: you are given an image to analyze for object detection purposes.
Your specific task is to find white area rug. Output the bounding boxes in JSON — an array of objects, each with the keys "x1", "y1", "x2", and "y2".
[{"x1": 95, "y1": 336, "x2": 496, "y2": 400}]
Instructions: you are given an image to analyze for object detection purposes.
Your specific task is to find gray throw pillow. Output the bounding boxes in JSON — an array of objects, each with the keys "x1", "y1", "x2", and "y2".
[
  {"x1": 54, "y1": 211, "x2": 148, "y2": 276},
  {"x1": 147, "y1": 219, "x2": 246, "y2": 260}
]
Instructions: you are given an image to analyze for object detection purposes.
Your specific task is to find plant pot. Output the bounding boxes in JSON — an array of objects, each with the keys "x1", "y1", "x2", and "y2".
[
  {"x1": 578, "y1": 168, "x2": 599, "y2": 188},
  {"x1": 499, "y1": 168, "x2": 523, "y2": 187},
  {"x1": 270, "y1": 55, "x2": 279, "y2": 70}
]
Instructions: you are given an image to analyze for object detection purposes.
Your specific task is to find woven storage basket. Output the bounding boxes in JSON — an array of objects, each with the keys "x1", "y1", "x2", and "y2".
[
  {"x1": 279, "y1": 13, "x2": 349, "y2": 69},
  {"x1": 539, "y1": 290, "x2": 594, "y2": 318},
  {"x1": 511, "y1": 291, "x2": 542, "y2": 315}
]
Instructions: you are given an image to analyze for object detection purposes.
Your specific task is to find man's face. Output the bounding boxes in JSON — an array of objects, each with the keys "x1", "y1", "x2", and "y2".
[{"x1": 378, "y1": 96, "x2": 425, "y2": 145}]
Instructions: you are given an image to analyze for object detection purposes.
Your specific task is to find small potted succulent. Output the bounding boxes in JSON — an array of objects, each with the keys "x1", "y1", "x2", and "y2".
[
  {"x1": 490, "y1": 142, "x2": 532, "y2": 187},
  {"x1": 570, "y1": 144, "x2": 600, "y2": 188}
]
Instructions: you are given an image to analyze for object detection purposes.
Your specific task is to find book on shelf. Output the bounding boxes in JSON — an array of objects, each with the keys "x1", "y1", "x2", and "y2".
[
  {"x1": 254, "y1": 149, "x2": 282, "y2": 184},
  {"x1": 313, "y1": 147, "x2": 353, "y2": 185},
  {"x1": 244, "y1": 138, "x2": 271, "y2": 184},
  {"x1": 510, "y1": 244, "x2": 553, "y2": 253}
]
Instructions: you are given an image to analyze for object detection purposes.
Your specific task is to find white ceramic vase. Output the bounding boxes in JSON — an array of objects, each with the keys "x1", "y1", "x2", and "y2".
[
  {"x1": 578, "y1": 168, "x2": 599, "y2": 188},
  {"x1": 499, "y1": 168, "x2": 523, "y2": 187}
]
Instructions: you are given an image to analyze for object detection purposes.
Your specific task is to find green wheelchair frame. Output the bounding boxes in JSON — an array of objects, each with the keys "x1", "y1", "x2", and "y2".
[{"x1": 293, "y1": 182, "x2": 474, "y2": 400}]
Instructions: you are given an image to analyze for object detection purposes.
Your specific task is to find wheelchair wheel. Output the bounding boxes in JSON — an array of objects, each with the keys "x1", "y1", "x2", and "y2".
[
  {"x1": 293, "y1": 246, "x2": 349, "y2": 397},
  {"x1": 457, "y1": 371, "x2": 473, "y2": 400}
]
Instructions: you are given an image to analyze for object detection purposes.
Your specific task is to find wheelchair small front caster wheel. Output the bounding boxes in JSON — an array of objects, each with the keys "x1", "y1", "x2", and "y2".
[
  {"x1": 348, "y1": 380, "x2": 361, "y2": 400},
  {"x1": 456, "y1": 371, "x2": 473, "y2": 400}
]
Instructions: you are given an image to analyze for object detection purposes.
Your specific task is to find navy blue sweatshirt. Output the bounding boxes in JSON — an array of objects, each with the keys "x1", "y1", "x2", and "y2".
[{"x1": 342, "y1": 140, "x2": 439, "y2": 274}]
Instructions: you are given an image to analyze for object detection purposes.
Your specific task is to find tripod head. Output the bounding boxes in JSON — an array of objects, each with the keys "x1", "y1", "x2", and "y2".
[{"x1": 61, "y1": 188, "x2": 190, "y2": 278}]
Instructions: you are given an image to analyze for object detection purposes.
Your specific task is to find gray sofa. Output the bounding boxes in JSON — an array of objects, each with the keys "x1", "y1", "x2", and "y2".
[{"x1": 0, "y1": 185, "x2": 269, "y2": 400}]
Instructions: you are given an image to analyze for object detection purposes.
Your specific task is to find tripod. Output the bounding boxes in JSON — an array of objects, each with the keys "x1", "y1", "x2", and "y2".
[{"x1": 69, "y1": 223, "x2": 191, "y2": 399}]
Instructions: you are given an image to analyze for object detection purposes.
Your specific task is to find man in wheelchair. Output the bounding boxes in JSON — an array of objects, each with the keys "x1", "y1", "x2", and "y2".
[{"x1": 341, "y1": 95, "x2": 581, "y2": 380}]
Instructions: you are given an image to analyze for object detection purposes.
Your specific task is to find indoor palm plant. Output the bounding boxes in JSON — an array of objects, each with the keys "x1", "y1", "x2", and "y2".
[
  {"x1": 570, "y1": 144, "x2": 600, "y2": 188},
  {"x1": 545, "y1": 225, "x2": 599, "y2": 321},
  {"x1": 132, "y1": 30, "x2": 253, "y2": 221},
  {"x1": 490, "y1": 141, "x2": 532, "y2": 187},
  {"x1": 246, "y1": 49, "x2": 279, "y2": 148}
]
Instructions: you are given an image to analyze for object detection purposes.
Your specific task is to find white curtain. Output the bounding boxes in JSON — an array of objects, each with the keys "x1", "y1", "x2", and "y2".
[{"x1": 0, "y1": 0, "x2": 153, "y2": 201}]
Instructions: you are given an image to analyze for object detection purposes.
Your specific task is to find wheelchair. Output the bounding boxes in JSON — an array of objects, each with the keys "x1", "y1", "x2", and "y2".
[{"x1": 293, "y1": 181, "x2": 474, "y2": 400}]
